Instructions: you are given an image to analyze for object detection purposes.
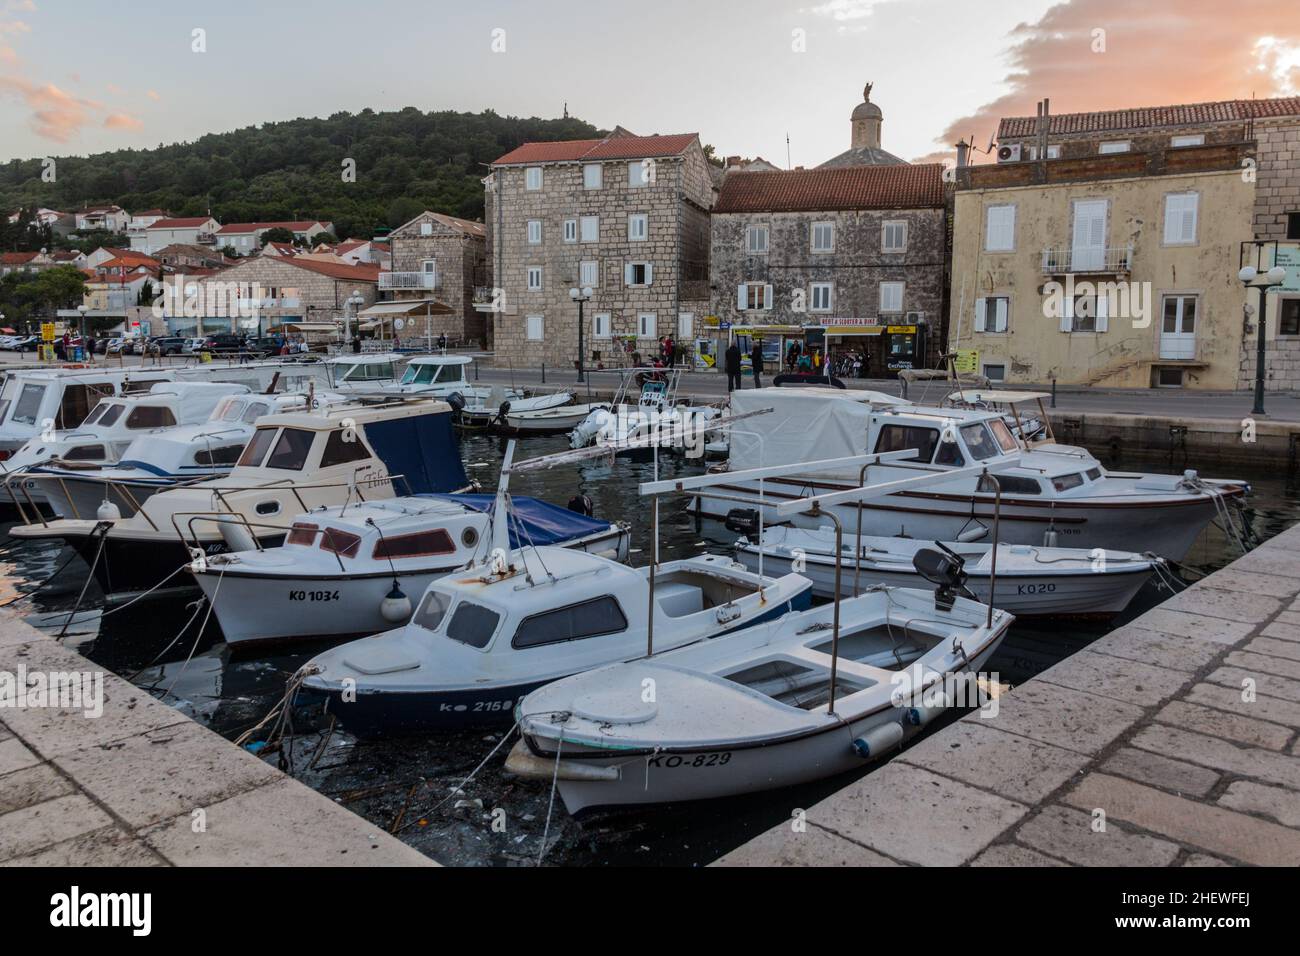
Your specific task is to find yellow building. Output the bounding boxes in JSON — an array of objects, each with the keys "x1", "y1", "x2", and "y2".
[{"x1": 949, "y1": 138, "x2": 1255, "y2": 389}]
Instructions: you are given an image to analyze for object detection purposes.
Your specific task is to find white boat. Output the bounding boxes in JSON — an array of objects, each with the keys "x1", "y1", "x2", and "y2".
[
  {"x1": 298, "y1": 547, "x2": 813, "y2": 737},
  {"x1": 734, "y1": 525, "x2": 1162, "y2": 618},
  {"x1": 707, "y1": 387, "x2": 1251, "y2": 562},
  {"x1": 191, "y1": 492, "x2": 631, "y2": 647},
  {"x1": 509, "y1": 584, "x2": 1010, "y2": 815},
  {"x1": 457, "y1": 385, "x2": 573, "y2": 430},
  {"x1": 9, "y1": 397, "x2": 472, "y2": 598},
  {"x1": 503, "y1": 402, "x2": 608, "y2": 435},
  {"x1": 23, "y1": 390, "x2": 332, "y2": 520},
  {"x1": 569, "y1": 368, "x2": 718, "y2": 455},
  {"x1": 323, "y1": 352, "x2": 406, "y2": 391},
  {"x1": 0, "y1": 382, "x2": 250, "y2": 509}
]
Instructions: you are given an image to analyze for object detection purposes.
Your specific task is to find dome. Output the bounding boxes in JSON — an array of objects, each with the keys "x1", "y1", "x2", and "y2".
[{"x1": 851, "y1": 83, "x2": 882, "y2": 120}]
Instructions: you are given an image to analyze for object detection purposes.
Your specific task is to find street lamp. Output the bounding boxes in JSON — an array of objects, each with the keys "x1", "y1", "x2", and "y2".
[
  {"x1": 76, "y1": 303, "x2": 88, "y2": 361},
  {"x1": 1239, "y1": 261, "x2": 1288, "y2": 416},
  {"x1": 345, "y1": 290, "x2": 364, "y2": 348},
  {"x1": 569, "y1": 286, "x2": 593, "y2": 382}
]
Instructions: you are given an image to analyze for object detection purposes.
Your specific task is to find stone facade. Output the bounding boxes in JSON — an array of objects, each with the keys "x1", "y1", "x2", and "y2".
[
  {"x1": 385, "y1": 212, "x2": 489, "y2": 347},
  {"x1": 486, "y1": 136, "x2": 716, "y2": 369}
]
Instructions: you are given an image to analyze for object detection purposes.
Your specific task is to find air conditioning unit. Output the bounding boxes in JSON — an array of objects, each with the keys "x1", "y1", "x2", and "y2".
[
  {"x1": 906, "y1": 311, "x2": 926, "y2": 324},
  {"x1": 996, "y1": 143, "x2": 1021, "y2": 163}
]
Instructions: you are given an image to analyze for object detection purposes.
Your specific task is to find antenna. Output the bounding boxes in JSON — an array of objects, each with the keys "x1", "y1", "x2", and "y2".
[{"x1": 786, "y1": 133, "x2": 792, "y2": 170}]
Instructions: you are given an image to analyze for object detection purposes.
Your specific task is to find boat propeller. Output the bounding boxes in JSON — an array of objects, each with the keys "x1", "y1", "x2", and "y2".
[{"x1": 912, "y1": 541, "x2": 973, "y2": 612}]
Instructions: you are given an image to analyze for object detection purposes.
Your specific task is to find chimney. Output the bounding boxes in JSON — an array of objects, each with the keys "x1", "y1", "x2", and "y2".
[
  {"x1": 726, "y1": 156, "x2": 742, "y2": 168},
  {"x1": 955, "y1": 139, "x2": 970, "y2": 168}
]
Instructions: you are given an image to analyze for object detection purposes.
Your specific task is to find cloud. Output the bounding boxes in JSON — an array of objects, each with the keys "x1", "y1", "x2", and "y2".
[
  {"x1": 0, "y1": 76, "x2": 102, "y2": 141},
  {"x1": 803, "y1": 0, "x2": 893, "y2": 34},
  {"x1": 929, "y1": 0, "x2": 1300, "y2": 160},
  {"x1": 104, "y1": 112, "x2": 143, "y2": 131},
  {"x1": 146, "y1": 88, "x2": 160, "y2": 101}
]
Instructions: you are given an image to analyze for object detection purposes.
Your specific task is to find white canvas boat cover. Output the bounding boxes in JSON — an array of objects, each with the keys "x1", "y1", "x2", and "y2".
[
  {"x1": 729, "y1": 387, "x2": 904, "y2": 476},
  {"x1": 147, "y1": 382, "x2": 249, "y2": 423}
]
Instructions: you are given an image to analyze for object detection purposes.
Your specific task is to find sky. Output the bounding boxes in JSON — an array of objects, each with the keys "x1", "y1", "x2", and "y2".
[{"x1": 2, "y1": 0, "x2": 1299, "y2": 168}]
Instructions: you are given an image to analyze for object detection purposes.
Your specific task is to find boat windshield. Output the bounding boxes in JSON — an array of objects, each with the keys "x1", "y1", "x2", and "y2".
[
  {"x1": 85, "y1": 401, "x2": 125, "y2": 427},
  {"x1": 10, "y1": 383, "x2": 46, "y2": 425},
  {"x1": 341, "y1": 361, "x2": 394, "y2": 383},
  {"x1": 960, "y1": 422, "x2": 1004, "y2": 461},
  {"x1": 444, "y1": 601, "x2": 501, "y2": 649},
  {"x1": 212, "y1": 398, "x2": 247, "y2": 422},
  {"x1": 988, "y1": 418, "x2": 1019, "y2": 454},
  {"x1": 401, "y1": 363, "x2": 439, "y2": 385},
  {"x1": 414, "y1": 590, "x2": 452, "y2": 633}
]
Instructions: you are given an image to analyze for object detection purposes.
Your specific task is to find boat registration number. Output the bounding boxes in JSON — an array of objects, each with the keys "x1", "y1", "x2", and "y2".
[
  {"x1": 1015, "y1": 583, "x2": 1057, "y2": 595},
  {"x1": 289, "y1": 590, "x2": 341, "y2": 602},
  {"x1": 647, "y1": 752, "x2": 732, "y2": 769}
]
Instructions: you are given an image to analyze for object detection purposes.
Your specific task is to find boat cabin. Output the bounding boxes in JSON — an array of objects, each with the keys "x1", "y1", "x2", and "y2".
[
  {"x1": 394, "y1": 355, "x2": 473, "y2": 392},
  {"x1": 0, "y1": 368, "x2": 176, "y2": 452},
  {"x1": 326, "y1": 353, "x2": 404, "y2": 389}
]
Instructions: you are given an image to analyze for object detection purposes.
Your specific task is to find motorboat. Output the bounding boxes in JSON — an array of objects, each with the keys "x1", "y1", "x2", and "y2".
[
  {"x1": 298, "y1": 548, "x2": 813, "y2": 737},
  {"x1": 734, "y1": 525, "x2": 1163, "y2": 618},
  {"x1": 455, "y1": 384, "x2": 573, "y2": 431},
  {"x1": 706, "y1": 387, "x2": 1251, "y2": 562},
  {"x1": 0, "y1": 382, "x2": 250, "y2": 509},
  {"x1": 503, "y1": 401, "x2": 609, "y2": 435},
  {"x1": 8, "y1": 397, "x2": 472, "y2": 598},
  {"x1": 23, "y1": 390, "x2": 335, "y2": 521},
  {"x1": 569, "y1": 368, "x2": 719, "y2": 456},
  {"x1": 191, "y1": 492, "x2": 631, "y2": 647},
  {"x1": 323, "y1": 353, "x2": 406, "y2": 392}
]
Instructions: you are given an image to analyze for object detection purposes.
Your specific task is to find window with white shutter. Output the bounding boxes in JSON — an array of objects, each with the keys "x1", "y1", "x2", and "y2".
[
  {"x1": 638, "y1": 313, "x2": 656, "y2": 337},
  {"x1": 525, "y1": 315, "x2": 544, "y2": 340},
  {"x1": 525, "y1": 167, "x2": 543, "y2": 191},
  {"x1": 811, "y1": 222, "x2": 835, "y2": 253},
  {"x1": 625, "y1": 262, "x2": 652, "y2": 287},
  {"x1": 1163, "y1": 193, "x2": 1199, "y2": 245},
  {"x1": 527, "y1": 266, "x2": 543, "y2": 291},
  {"x1": 881, "y1": 220, "x2": 908, "y2": 252},
  {"x1": 974, "y1": 296, "x2": 1009, "y2": 333},
  {"x1": 527, "y1": 220, "x2": 542, "y2": 245},
  {"x1": 593, "y1": 313, "x2": 611, "y2": 338},
  {"x1": 563, "y1": 219, "x2": 577, "y2": 243},
  {"x1": 579, "y1": 260, "x2": 599, "y2": 288},
  {"x1": 583, "y1": 164, "x2": 602, "y2": 189},
  {"x1": 580, "y1": 216, "x2": 599, "y2": 243},
  {"x1": 879, "y1": 281, "x2": 904, "y2": 314},
  {"x1": 810, "y1": 283, "x2": 833, "y2": 313},
  {"x1": 984, "y1": 205, "x2": 1016, "y2": 252},
  {"x1": 738, "y1": 283, "x2": 772, "y2": 311},
  {"x1": 628, "y1": 214, "x2": 648, "y2": 241},
  {"x1": 746, "y1": 225, "x2": 769, "y2": 254}
]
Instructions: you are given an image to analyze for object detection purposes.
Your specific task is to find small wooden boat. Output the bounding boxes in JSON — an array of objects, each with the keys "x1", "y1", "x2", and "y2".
[{"x1": 503, "y1": 402, "x2": 608, "y2": 435}]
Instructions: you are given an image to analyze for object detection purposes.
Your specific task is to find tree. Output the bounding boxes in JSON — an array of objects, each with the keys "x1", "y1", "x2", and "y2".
[{"x1": 260, "y1": 227, "x2": 295, "y2": 246}]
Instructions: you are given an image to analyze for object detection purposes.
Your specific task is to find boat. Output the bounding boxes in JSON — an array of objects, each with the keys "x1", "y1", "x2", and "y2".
[
  {"x1": 8, "y1": 396, "x2": 472, "y2": 598},
  {"x1": 704, "y1": 387, "x2": 1251, "y2": 562},
  {"x1": 190, "y1": 492, "x2": 631, "y2": 647},
  {"x1": 508, "y1": 583, "x2": 1010, "y2": 815},
  {"x1": 456, "y1": 384, "x2": 573, "y2": 430},
  {"x1": 733, "y1": 525, "x2": 1163, "y2": 618},
  {"x1": 0, "y1": 381, "x2": 251, "y2": 509},
  {"x1": 503, "y1": 401, "x2": 608, "y2": 435},
  {"x1": 323, "y1": 352, "x2": 406, "y2": 391},
  {"x1": 298, "y1": 547, "x2": 813, "y2": 737},
  {"x1": 22, "y1": 389, "x2": 334, "y2": 521},
  {"x1": 569, "y1": 368, "x2": 719, "y2": 456}
]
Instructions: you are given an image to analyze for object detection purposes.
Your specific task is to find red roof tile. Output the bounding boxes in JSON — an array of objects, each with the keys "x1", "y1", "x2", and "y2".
[
  {"x1": 1, "y1": 251, "x2": 40, "y2": 264},
  {"x1": 492, "y1": 133, "x2": 698, "y2": 166},
  {"x1": 276, "y1": 257, "x2": 381, "y2": 282},
  {"x1": 998, "y1": 96, "x2": 1300, "y2": 138},
  {"x1": 714, "y1": 164, "x2": 946, "y2": 214},
  {"x1": 150, "y1": 217, "x2": 215, "y2": 229},
  {"x1": 216, "y1": 220, "x2": 327, "y2": 235}
]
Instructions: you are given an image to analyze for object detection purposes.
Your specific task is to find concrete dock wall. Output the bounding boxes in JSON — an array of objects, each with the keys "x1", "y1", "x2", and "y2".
[
  {"x1": 0, "y1": 611, "x2": 433, "y2": 867},
  {"x1": 716, "y1": 523, "x2": 1300, "y2": 867}
]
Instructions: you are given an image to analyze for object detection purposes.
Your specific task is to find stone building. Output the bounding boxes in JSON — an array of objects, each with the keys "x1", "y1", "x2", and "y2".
[
  {"x1": 381, "y1": 211, "x2": 489, "y2": 347},
  {"x1": 977, "y1": 98, "x2": 1300, "y2": 392},
  {"x1": 819, "y1": 83, "x2": 908, "y2": 169},
  {"x1": 485, "y1": 130, "x2": 716, "y2": 369},
  {"x1": 709, "y1": 164, "x2": 948, "y2": 376}
]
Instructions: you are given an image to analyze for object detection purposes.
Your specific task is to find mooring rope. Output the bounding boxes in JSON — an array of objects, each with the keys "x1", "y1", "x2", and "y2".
[{"x1": 536, "y1": 731, "x2": 564, "y2": 867}]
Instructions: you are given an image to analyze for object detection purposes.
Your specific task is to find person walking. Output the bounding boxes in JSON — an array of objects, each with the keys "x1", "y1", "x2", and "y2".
[
  {"x1": 749, "y1": 341, "x2": 764, "y2": 389},
  {"x1": 724, "y1": 340, "x2": 742, "y2": 393}
]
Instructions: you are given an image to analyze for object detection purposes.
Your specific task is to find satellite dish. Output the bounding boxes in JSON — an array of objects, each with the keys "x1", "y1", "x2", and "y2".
[{"x1": 393, "y1": 318, "x2": 406, "y2": 331}]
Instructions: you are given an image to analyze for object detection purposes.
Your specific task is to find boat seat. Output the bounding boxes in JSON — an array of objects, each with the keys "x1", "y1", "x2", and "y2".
[{"x1": 656, "y1": 581, "x2": 704, "y2": 618}]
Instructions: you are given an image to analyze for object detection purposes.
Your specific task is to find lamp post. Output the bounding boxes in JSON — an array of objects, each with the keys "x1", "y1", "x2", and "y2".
[
  {"x1": 345, "y1": 290, "x2": 364, "y2": 349},
  {"x1": 1239, "y1": 258, "x2": 1288, "y2": 416},
  {"x1": 76, "y1": 303, "x2": 88, "y2": 361},
  {"x1": 569, "y1": 285, "x2": 593, "y2": 382}
]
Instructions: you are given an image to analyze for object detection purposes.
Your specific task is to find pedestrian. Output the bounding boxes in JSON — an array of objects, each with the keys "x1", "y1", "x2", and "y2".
[
  {"x1": 724, "y1": 340, "x2": 742, "y2": 393},
  {"x1": 85, "y1": 334, "x2": 95, "y2": 363},
  {"x1": 438, "y1": 332, "x2": 447, "y2": 353},
  {"x1": 665, "y1": 335, "x2": 675, "y2": 368},
  {"x1": 351, "y1": 334, "x2": 362, "y2": 355},
  {"x1": 749, "y1": 341, "x2": 764, "y2": 389}
]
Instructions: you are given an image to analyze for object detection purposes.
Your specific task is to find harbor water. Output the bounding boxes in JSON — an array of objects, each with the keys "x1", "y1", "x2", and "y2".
[{"x1": 1, "y1": 433, "x2": 1295, "y2": 866}]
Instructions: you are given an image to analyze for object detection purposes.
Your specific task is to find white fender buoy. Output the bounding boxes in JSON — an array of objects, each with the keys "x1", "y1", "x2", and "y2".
[
  {"x1": 96, "y1": 499, "x2": 121, "y2": 521},
  {"x1": 216, "y1": 516, "x2": 256, "y2": 554},
  {"x1": 852, "y1": 721, "x2": 905, "y2": 758},
  {"x1": 380, "y1": 580, "x2": 412, "y2": 623},
  {"x1": 1043, "y1": 527, "x2": 1059, "y2": 547},
  {"x1": 906, "y1": 689, "x2": 954, "y2": 727},
  {"x1": 957, "y1": 525, "x2": 987, "y2": 542}
]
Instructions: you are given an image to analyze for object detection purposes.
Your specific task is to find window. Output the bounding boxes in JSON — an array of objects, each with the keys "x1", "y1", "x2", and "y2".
[
  {"x1": 320, "y1": 429, "x2": 370, "y2": 467},
  {"x1": 881, "y1": 221, "x2": 907, "y2": 252},
  {"x1": 810, "y1": 282, "x2": 833, "y2": 313},
  {"x1": 628, "y1": 160, "x2": 653, "y2": 187},
  {"x1": 237, "y1": 427, "x2": 277, "y2": 467},
  {"x1": 319, "y1": 528, "x2": 362, "y2": 558},
  {"x1": 985, "y1": 205, "x2": 1016, "y2": 252},
  {"x1": 879, "y1": 281, "x2": 904, "y2": 313},
  {"x1": 1053, "y1": 473, "x2": 1085, "y2": 492},
  {"x1": 579, "y1": 260, "x2": 599, "y2": 287},
  {"x1": 194, "y1": 444, "x2": 243, "y2": 466},
  {"x1": 125, "y1": 405, "x2": 177, "y2": 429},
  {"x1": 59, "y1": 383, "x2": 113, "y2": 429},
  {"x1": 414, "y1": 590, "x2": 452, "y2": 634},
  {"x1": 593, "y1": 313, "x2": 612, "y2": 338},
  {"x1": 988, "y1": 418, "x2": 1019, "y2": 453},
  {"x1": 1163, "y1": 193, "x2": 1199, "y2": 245},
  {"x1": 421, "y1": 259, "x2": 437, "y2": 279},
  {"x1": 977, "y1": 474, "x2": 1041, "y2": 495},
  {"x1": 1027, "y1": 145, "x2": 1061, "y2": 160},
  {"x1": 960, "y1": 423, "x2": 1002, "y2": 461},
  {"x1": 624, "y1": 262, "x2": 653, "y2": 286},
  {"x1": 511, "y1": 597, "x2": 629, "y2": 649},
  {"x1": 1281, "y1": 299, "x2": 1300, "y2": 337},
  {"x1": 525, "y1": 315, "x2": 544, "y2": 341},
  {"x1": 1289, "y1": 213, "x2": 1300, "y2": 241},
  {"x1": 974, "y1": 296, "x2": 1009, "y2": 333},
  {"x1": 983, "y1": 364, "x2": 1006, "y2": 383},
  {"x1": 445, "y1": 601, "x2": 501, "y2": 649},
  {"x1": 628, "y1": 214, "x2": 648, "y2": 241},
  {"x1": 580, "y1": 216, "x2": 599, "y2": 243},
  {"x1": 265, "y1": 428, "x2": 315, "y2": 470},
  {"x1": 10, "y1": 384, "x2": 45, "y2": 426},
  {"x1": 420, "y1": 222, "x2": 433, "y2": 236},
  {"x1": 1064, "y1": 292, "x2": 1110, "y2": 333},
  {"x1": 583, "y1": 164, "x2": 602, "y2": 189},
  {"x1": 678, "y1": 312, "x2": 694, "y2": 338},
  {"x1": 1099, "y1": 141, "x2": 1130, "y2": 154},
  {"x1": 373, "y1": 528, "x2": 455, "y2": 560},
  {"x1": 91, "y1": 403, "x2": 125, "y2": 427},
  {"x1": 525, "y1": 167, "x2": 543, "y2": 190},
  {"x1": 563, "y1": 219, "x2": 577, "y2": 243},
  {"x1": 811, "y1": 222, "x2": 835, "y2": 253},
  {"x1": 746, "y1": 225, "x2": 769, "y2": 254},
  {"x1": 64, "y1": 444, "x2": 106, "y2": 461},
  {"x1": 737, "y1": 283, "x2": 772, "y2": 311},
  {"x1": 242, "y1": 403, "x2": 269, "y2": 424},
  {"x1": 873, "y1": 425, "x2": 939, "y2": 462},
  {"x1": 638, "y1": 313, "x2": 656, "y2": 338},
  {"x1": 287, "y1": 523, "x2": 318, "y2": 546},
  {"x1": 527, "y1": 220, "x2": 542, "y2": 245},
  {"x1": 527, "y1": 266, "x2": 543, "y2": 291},
  {"x1": 1171, "y1": 134, "x2": 1205, "y2": 147}
]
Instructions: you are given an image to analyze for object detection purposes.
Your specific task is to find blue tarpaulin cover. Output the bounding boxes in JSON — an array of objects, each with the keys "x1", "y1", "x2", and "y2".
[
  {"x1": 421, "y1": 493, "x2": 613, "y2": 548},
  {"x1": 364, "y1": 411, "x2": 468, "y2": 495}
]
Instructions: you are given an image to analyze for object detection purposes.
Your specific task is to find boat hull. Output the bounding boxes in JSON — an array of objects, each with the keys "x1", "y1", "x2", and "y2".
[{"x1": 38, "y1": 475, "x2": 174, "y2": 520}]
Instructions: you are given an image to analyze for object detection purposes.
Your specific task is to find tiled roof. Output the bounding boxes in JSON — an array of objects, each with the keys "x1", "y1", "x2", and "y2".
[
  {"x1": 998, "y1": 96, "x2": 1300, "y2": 138},
  {"x1": 216, "y1": 220, "x2": 326, "y2": 235},
  {"x1": 276, "y1": 257, "x2": 381, "y2": 282},
  {"x1": 714, "y1": 164, "x2": 946, "y2": 213},
  {"x1": 149, "y1": 217, "x2": 215, "y2": 229},
  {"x1": 1, "y1": 251, "x2": 40, "y2": 264},
  {"x1": 492, "y1": 132, "x2": 698, "y2": 166}
]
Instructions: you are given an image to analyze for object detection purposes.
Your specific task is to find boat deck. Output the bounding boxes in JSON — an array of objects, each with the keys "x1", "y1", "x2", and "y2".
[{"x1": 716, "y1": 522, "x2": 1300, "y2": 867}]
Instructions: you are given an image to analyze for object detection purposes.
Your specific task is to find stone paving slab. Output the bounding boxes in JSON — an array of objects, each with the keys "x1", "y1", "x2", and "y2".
[
  {"x1": 1085, "y1": 626, "x2": 1225, "y2": 673},
  {"x1": 1154, "y1": 585, "x2": 1282, "y2": 624},
  {"x1": 1129, "y1": 724, "x2": 1300, "y2": 790},
  {"x1": 981, "y1": 679, "x2": 1144, "y2": 756},
  {"x1": 1153, "y1": 700, "x2": 1294, "y2": 751},
  {"x1": 1225, "y1": 649, "x2": 1300, "y2": 681},
  {"x1": 1217, "y1": 781, "x2": 1300, "y2": 828},
  {"x1": 1183, "y1": 681, "x2": 1300, "y2": 728},
  {"x1": 1099, "y1": 747, "x2": 1221, "y2": 798},
  {"x1": 1015, "y1": 804, "x2": 1181, "y2": 867},
  {"x1": 715, "y1": 821, "x2": 899, "y2": 867},
  {"x1": 1034, "y1": 649, "x2": 1188, "y2": 707},
  {"x1": 969, "y1": 844, "x2": 1068, "y2": 867}
]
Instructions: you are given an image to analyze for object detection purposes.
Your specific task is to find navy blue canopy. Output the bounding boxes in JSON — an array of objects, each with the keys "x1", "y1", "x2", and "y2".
[
  {"x1": 421, "y1": 493, "x2": 613, "y2": 548},
  {"x1": 364, "y1": 411, "x2": 468, "y2": 495}
]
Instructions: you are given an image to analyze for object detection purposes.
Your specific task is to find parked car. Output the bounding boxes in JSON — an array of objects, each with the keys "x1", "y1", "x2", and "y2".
[
  {"x1": 183, "y1": 337, "x2": 206, "y2": 354},
  {"x1": 200, "y1": 333, "x2": 244, "y2": 354},
  {"x1": 9, "y1": 335, "x2": 38, "y2": 352},
  {"x1": 147, "y1": 336, "x2": 187, "y2": 356}
]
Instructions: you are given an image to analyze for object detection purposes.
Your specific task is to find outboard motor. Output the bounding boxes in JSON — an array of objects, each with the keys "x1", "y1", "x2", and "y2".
[
  {"x1": 911, "y1": 542, "x2": 972, "y2": 612},
  {"x1": 568, "y1": 494, "x2": 594, "y2": 517},
  {"x1": 723, "y1": 508, "x2": 761, "y2": 537},
  {"x1": 495, "y1": 400, "x2": 512, "y2": 426},
  {"x1": 445, "y1": 391, "x2": 466, "y2": 414}
]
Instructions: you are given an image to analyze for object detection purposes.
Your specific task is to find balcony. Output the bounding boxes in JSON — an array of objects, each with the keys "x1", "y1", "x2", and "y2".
[
  {"x1": 1041, "y1": 245, "x2": 1133, "y2": 276},
  {"x1": 379, "y1": 271, "x2": 439, "y2": 291},
  {"x1": 473, "y1": 285, "x2": 512, "y2": 313}
]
